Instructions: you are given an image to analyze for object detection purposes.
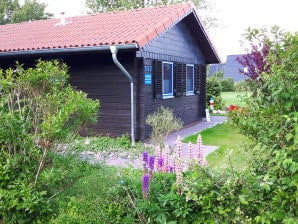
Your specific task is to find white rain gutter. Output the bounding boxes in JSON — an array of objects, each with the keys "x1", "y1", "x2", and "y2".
[
  {"x1": 0, "y1": 44, "x2": 138, "y2": 57},
  {"x1": 110, "y1": 46, "x2": 135, "y2": 146}
]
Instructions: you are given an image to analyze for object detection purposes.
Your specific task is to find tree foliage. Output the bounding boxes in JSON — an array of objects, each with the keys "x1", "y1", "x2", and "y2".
[
  {"x1": 0, "y1": 0, "x2": 52, "y2": 25},
  {"x1": 85, "y1": 0, "x2": 217, "y2": 29}
]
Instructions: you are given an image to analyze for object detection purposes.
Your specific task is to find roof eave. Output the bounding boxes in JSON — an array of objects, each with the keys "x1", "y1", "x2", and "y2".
[{"x1": 0, "y1": 44, "x2": 139, "y2": 58}]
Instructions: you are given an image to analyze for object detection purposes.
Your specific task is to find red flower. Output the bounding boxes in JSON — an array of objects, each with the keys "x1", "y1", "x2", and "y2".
[{"x1": 229, "y1": 105, "x2": 240, "y2": 111}]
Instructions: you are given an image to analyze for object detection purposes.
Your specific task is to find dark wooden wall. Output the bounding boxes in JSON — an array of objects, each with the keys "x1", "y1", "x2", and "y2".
[{"x1": 66, "y1": 52, "x2": 138, "y2": 137}]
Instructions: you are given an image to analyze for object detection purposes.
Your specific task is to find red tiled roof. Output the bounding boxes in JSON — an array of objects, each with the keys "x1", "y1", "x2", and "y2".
[{"x1": 0, "y1": 3, "x2": 194, "y2": 53}]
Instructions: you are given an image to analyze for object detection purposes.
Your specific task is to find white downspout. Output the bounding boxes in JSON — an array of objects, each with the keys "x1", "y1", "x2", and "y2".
[{"x1": 110, "y1": 46, "x2": 135, "y2": 146}]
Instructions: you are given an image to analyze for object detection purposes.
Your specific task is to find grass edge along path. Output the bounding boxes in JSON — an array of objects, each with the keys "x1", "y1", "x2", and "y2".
[{"x1": 183, "y1": 122, "x2": 249, "y2": 172}]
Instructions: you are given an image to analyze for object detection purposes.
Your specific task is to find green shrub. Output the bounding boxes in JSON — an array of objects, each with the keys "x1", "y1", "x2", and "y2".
[
  {"x1": 206, "y1": 76, "x2": 222, "y2": 99},
  {"x1": 146, "y1": 106, "x2": 183, "y2": 148},
  {"x1": 221, "y1": 78, "x2": 235, "y2": 91},
  {"x1": 230, "y1": 29, "x2": 298, "y2": 222},
  {"x1": 234, "y1": 79, "x2": 256, "y2": 92},
  {"x1": 120, "y1": 166, "x2": 265, "y2": 223},
  {"x1": 0, "y1": 60, "x2": 99, "y2": 223},
  {"x1": 206, "y1": 76, "x2": 224, "y2": 110}
]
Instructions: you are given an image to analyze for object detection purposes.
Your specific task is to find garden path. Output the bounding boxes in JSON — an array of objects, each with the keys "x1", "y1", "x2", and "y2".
[{"x1": 83, "y1": 116, "x2": 227, "y2": 168}]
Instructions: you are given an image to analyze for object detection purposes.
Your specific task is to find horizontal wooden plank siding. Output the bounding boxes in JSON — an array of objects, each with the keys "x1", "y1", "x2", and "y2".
[{"x1": 67, "y1": 52, "x2": 137, "y2": 137}]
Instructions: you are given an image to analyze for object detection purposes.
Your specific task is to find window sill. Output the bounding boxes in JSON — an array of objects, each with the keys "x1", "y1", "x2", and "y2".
[
  {"x1": 162, "y1": 95, "x2": 174, "y2": 99},
  {"x1": 186, "y1": 92, "x2": 195, "y2": 96}
]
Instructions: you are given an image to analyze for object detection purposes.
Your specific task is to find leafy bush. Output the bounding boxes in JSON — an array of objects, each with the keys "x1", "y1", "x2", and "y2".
[
  {"x1": 206, "y1": 76, "x2": 224, "y2": 110},
  {"x1": 221, "y1": 78, "x2": 235, "y2": 91},
  {"x1": 146, "y1": 106, "x2": 183, "y2": 148},
  {"x1": 234, "y1": 79, "x2": 256, "y2": 92},
  {"x1": 206, "y1": 76, "x2": 222, "y2": 99},
  {"x1": 230, "y1": 30, "x2": 298, "y2": 222},
  {"x1": 116, "y1": 165, "x2": 267, "y2": 223},
  {"x1": 0, "y1": 60, "x2": 99, "y2": 223}
]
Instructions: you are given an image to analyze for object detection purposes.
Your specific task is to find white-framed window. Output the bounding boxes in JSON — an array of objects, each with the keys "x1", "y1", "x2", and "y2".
[
  {"x1": 186, "y1": 64, "x2": 194, "y2": 95},
  {"x1": 162, "y1": 61, "x2": 174, "y2": 98}
]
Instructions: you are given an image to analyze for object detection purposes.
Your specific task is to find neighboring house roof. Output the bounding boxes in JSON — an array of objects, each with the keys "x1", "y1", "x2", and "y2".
[
  {"x1": 208, "y1": 63, "x2": 225, "y2": 76},
  {"x1": 224, "y1": 54, "x2": 247, "y2": 82},
  {"x1": 0, "y1": 2, "x2": 220, "y2": 63},
  {"x1": 208, "y1": 54, "x2": 247, "y2": 82}
]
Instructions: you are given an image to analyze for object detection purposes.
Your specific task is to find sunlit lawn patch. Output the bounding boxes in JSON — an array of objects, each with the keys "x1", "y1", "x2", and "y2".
[
  {"x1": 221, "y1": 91, "x2": 249, "y2": 107},
  {"x1": 183, "y1": 122, "x2": 249, "y2": 171}
]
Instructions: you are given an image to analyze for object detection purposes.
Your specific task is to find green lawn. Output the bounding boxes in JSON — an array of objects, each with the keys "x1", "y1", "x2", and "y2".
[
  {"x1": 221, "y1": 92, "x2": 248, "y2": 107},
  {"x1": 183, "y1": 122, "x2": 249, "y2": 172}
]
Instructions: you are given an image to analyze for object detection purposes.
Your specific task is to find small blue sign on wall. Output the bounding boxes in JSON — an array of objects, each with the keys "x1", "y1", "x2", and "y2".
[
  {"x1": 144, "y1": 65, "x2": 152, "y2": 85},
  {"x1": 145, "y1": 73, "x2": 152, "y2": 85}
]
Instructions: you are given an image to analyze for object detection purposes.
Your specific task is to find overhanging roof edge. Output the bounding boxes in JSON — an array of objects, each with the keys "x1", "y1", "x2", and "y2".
[{"x1": 0, "y1": 44, "x2": 139, "y2": 57}]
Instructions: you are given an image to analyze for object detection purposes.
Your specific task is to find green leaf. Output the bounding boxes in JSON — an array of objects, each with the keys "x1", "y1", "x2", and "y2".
[
  {"x1": 285, "y1": 133, "x2": 293, "y2": 142},
  {"x1": 239, "y1": 194, "x2": 248, "y2": 205}
]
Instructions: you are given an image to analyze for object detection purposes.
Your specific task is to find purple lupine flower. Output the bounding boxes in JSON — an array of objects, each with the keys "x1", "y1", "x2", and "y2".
[
  {"x1": 157, "y1": 156, "x2": 164, "y2": 172},
  {"x1": 142, "y1": 151, "x2": 149, "y2": 164},
  {"x1": 169, "y1": 166, "x2": 174, "y2": 173},
  {"x1": 149, "y1": 155, "x2": 155, "y2": 171},
  {"x1": 142, "y1": 174, "x2": 150, "y2": 199},
  {"x1": 172, "y1": 159, "x2": 176, "y2": 173}
]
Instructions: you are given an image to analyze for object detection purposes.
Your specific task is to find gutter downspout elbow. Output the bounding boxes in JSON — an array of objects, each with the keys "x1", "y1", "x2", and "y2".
[{"x1": 110, "y1": 46, "x2": 135, "y2": 146}]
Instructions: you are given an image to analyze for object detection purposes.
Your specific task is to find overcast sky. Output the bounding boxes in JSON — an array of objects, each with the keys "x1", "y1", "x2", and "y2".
[{"x1": 38, "y1": 0, "x2": 298, "y2": 62}]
